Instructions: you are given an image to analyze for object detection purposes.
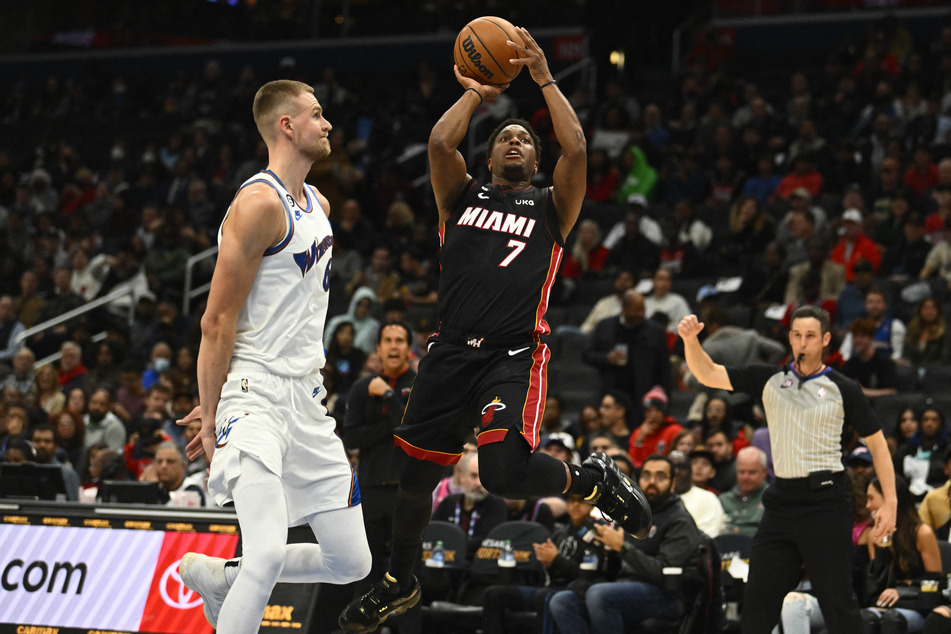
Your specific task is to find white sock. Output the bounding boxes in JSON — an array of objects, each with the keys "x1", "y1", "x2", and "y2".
[{"x1": 224, "y1": 558, "x2": 241, "y2": 586}]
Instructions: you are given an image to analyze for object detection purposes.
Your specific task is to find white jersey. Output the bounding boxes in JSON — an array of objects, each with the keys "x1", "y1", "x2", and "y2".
[{"x1": 220, "y1": 170, "x2": 333, "y2": 377}]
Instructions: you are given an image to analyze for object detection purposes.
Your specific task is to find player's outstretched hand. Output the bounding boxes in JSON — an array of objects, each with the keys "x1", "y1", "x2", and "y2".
[
  {"x1": 452, "y1": 65, "x2": 508, "y2": 100},
  {"x1": 677, "y1": 314, "x2": 705, "y2": 341},
  {"x1": 510, "y1": 27, "x2": 551, "y2": 87},
  {"x1": 177, "y1": 405, "x2": 216, "y2": 462}
]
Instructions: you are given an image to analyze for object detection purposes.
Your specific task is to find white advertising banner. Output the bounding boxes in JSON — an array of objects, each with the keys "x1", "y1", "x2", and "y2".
[{"x1": 0, "y1": 524, "x2": 164, "y2": 629}]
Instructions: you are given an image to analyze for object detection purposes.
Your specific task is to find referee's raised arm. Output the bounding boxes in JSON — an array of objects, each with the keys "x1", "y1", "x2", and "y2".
[{"x1": 677, "y1": 315, "x2": 733, "y2": 392}]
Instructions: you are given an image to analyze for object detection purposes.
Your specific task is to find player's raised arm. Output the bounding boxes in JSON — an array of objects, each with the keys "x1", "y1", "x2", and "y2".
[
  {"x1": 429, "y1": 67, "x2": 509, "y2": 225},
  {"x1": 194, "y1": 186, "x2": 285, "y2": 461},
  {"x1": 511, "y1": 26, "x2": 586, "y2": 241},
  {"x1": 677, "y1": 314, "x2": 733, "y2": 391}
]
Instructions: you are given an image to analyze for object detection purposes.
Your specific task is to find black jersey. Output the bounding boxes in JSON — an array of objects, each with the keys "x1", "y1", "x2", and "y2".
[{"x1": 437, "y1": 179, "x2": 565, "y2": 339}]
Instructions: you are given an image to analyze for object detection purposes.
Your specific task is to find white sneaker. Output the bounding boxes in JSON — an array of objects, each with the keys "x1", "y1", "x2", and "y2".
[{"x1": 179, "y1": 553, "x2": 232, "y2": 627}]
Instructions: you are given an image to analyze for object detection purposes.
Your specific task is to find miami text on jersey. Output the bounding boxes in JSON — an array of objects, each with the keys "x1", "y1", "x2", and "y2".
[
  {"x1": 293, "y1": 234, "x2": 333, "y2": 278},
  {"x1": 457, "y1": 207, "x2": 537, "y2": 238}
]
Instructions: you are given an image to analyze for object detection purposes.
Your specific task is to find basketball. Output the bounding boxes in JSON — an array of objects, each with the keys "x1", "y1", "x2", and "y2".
[{"x1": 453, "y1": 16, "x2": 523, "y2": 86}]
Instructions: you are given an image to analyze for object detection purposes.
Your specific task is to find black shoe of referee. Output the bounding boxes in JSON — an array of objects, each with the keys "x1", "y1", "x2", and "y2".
[{"x1": 582, "y1": 452, "x2": 652, "y2": 539}]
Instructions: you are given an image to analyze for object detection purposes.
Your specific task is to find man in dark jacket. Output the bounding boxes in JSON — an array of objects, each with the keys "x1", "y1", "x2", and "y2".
[
  {"x1": 548, "y1": 454, "x2": 701, "y2": 632},
  {"x1": 341, "y1": 321, "x2": 417, "y2": 586},
  {"x1": 584, "y1": 290, "x2": 671, "y2": 423}
]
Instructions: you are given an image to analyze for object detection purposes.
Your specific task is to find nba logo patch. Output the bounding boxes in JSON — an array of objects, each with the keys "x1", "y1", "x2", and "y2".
[
  {"x1": 818, "y1": 386, "x2": 826, "y2": 400},
  {"x1": 241, "y1": 378, "x2": 249, "y2": 392}
]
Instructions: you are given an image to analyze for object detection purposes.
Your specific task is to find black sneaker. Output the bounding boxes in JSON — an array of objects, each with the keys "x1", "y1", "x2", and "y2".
[
  {"x1": 338, "y1": 573, "x2": 421, "y2": 633},
  {"x1": 583, "y1": 452, "x2": 652, "y2": 539}
]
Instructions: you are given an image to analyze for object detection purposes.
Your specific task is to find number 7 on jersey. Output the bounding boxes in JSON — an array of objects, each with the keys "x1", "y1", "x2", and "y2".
[{"x1": 499, "y1": 239, "x2": 526, "y2": 267}]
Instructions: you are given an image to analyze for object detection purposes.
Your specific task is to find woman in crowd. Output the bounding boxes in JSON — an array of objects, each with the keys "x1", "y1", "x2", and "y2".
[
  {"x1": 897, "y1": 405, "x2": 949, "y2": 501},
  {"x1": 859, "y1": 476, "x2": 942, "y2": 634},
  {"x1": 34, "y1": 363, "x2": 65, "y2": 415},
  {"x1": 890, "y1": 408, "x2": 920, "y2": 458},
  {"x1": 671, "y1": 428, "x2": 697, "y2": 455},
  {"x1": 324, "y1": 320, "x2": 367, "y2": 397},
  {"x1": 720, "y1": 195, "x2": 776, "y2": 269},
  {"x1": 904, "y1": 298, "x2": 950, "y2": 368},
  {"x1": 560, "y1": 219, "x2": 610, "y2": 281},
  {"x1": 690, "y1": 395, "x2": 750, "y2": 455},
  {"x1": 65, "y1": 387, "x2": 87, "y2": 419},
  {"x1": 52, "y1": 408, "x2": 86, "y2": 470}
]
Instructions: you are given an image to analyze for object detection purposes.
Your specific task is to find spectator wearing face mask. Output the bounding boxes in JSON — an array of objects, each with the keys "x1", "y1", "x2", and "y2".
[{"x1": 142, "y1": 341, "x2": 173, "y2": 390}]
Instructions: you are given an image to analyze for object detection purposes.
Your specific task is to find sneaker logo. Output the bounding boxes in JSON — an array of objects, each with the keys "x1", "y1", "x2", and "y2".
[
  {"x1": 508, "y1": 346, "x2": 531, "y2": 356},
  {"x1": 162, "y1": 561, "x2": 204, "y2": 610}
]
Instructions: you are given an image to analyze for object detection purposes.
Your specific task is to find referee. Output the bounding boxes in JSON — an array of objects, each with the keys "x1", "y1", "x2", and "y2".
[{"x1": 678, "y1": 306, "x2": 897, "y2": 633}]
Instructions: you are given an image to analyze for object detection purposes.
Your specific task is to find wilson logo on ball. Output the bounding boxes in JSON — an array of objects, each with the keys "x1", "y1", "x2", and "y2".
[{"x1": 461, "y1": 36, "x2": 494, "y2": 80}]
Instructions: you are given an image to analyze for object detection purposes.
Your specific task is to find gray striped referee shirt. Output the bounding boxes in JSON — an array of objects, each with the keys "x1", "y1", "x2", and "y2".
[{"x1": 727, "y1": 363, "x2": 881, "y2": 479}]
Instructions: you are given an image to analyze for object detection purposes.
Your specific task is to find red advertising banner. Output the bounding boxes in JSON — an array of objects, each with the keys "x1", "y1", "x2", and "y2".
[{"x1": 138, "y1": 532, "x2": 239, "y2": 634}]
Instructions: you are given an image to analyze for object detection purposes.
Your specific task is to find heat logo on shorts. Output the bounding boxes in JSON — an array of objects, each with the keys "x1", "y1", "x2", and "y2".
[{"x1": 480, "y1": 398, "x2": 506, "y2": 427}]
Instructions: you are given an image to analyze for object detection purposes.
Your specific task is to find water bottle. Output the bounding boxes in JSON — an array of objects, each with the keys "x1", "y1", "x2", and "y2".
[
  {"x1": 498, "y1": 539, "x2": 516, "y2": 568},
  {"x1": 427, "y1": 540, "x2": 445, "y2": 568},
  {"x1": 580, "y1": 546, "x2": 598, "y2": 571}
]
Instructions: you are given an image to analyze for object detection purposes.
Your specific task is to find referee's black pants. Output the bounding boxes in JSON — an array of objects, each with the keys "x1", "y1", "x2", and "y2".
[{"x1": 741, "y1": 472, "x2": 862, "y2": 633}]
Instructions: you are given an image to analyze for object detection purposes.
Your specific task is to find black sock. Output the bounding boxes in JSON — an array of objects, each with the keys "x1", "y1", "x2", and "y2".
[{"x1": 566, "y1": 463, "x2": 598, "y2": 497}]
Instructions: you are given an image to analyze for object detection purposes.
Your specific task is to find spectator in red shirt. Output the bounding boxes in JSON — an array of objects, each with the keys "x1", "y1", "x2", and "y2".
[
  {"x1": 774, "y1": 153, "x2": 824, "y2": 200},
  {"x1": 904, "y1": 145, "x2": 940, "y2": 199},
  {"x1": 560, "y1": 219, "x2": 610, "y2": 281},
  {"x1": 628, "y1": 386, "x2": 684, "y2": 469},
  {"x1": 585, "y1": 148, "x2": 620, "y2": 203},
  {"x1": 830, "y1": 208, "x2": 882, "y2": 281}
]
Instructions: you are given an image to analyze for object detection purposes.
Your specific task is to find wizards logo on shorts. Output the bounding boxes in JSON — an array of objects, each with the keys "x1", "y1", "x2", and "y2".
[
  {"x1": 215, "y1": 415, "x2": 243, "y2": 449},
  {"x1": 480, "y1": 398, "x2": 506, "y2": 427}
]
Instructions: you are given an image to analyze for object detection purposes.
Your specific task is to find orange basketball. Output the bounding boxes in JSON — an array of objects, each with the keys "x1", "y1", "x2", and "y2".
[{"x1": 453, "y1": 16, "x2": 523, "y2": 86}]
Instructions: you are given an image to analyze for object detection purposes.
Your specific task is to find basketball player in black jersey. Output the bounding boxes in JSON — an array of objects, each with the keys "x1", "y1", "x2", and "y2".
[{"x1": 340, "y1": 27, "x2": 651, "y2": 633}]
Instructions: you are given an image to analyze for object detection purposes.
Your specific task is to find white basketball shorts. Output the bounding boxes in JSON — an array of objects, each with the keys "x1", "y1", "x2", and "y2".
[{"x1": 207, "y1": 361, "x2": 360, "y2": 525}]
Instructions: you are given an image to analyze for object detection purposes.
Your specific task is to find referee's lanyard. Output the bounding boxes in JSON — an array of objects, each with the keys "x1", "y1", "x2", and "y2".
[{"x1": 454, "y1": 501, "x2": 479, "y2": 539}]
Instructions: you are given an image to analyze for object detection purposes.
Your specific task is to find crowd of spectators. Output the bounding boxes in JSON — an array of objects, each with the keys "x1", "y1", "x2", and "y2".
[{"x1": 4, "y1": 7, "x2": 951, "y2": 631}]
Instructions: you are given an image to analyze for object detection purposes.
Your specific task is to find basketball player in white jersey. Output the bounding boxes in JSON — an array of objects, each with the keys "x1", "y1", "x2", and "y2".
[{"x1": 176, "y1": 80, "x2": 371, "y2": 633}]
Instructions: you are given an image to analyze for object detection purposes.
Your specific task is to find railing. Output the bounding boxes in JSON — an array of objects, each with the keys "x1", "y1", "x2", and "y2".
[
  {"x1": 672, "y1": 12, "x2": 705, "y2": 74},
  {"x1": 13, "y1": 287, "x2": 136, "y2": 366},
  {"x1": 182, "y1": 246, "x2": 218, "y2": 317}
]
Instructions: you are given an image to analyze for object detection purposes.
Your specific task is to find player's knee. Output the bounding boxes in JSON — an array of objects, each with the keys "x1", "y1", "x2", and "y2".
[
  {"x1": 477, "y1": 458, "x2": 523, "y2": 496},
  {"x1": 243, "y1": 542, "x2": 287, "y2": 583},
  {"x1": 334, "y1": 544, "x2": 372, "y2": 583}
]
